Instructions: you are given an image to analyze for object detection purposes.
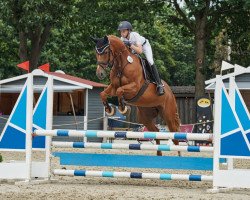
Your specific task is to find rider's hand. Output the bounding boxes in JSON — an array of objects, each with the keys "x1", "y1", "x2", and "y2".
[{"x1": 123, "y1": 40, "x2": 132, "y2": 47}]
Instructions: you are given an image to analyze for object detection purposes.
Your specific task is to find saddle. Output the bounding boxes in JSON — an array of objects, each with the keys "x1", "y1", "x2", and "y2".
[
  {"x1": 124, "y1": 56, "x2": 155, "y2": 103},
  {"x1": 138, "y1": 56, "x2": 155, "y2": 84}
]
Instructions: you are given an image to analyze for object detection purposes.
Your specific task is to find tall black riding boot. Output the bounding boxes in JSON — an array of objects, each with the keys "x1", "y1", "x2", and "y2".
[{"x1": 151, "y1": 64, "x2": 165, "y2": 96}]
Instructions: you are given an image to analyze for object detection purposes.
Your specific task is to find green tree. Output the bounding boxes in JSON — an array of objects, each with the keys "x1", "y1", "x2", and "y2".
[
  {"x1": 1, "y1": 0, "x2": 248, "y2": 88},
  {"x1": 0, "y1": 0, "x2": 73, "y2": 70},
  {"x1": 210, "y1": 30, "x2": 230, "y2": 75},
  {"x1": 0, "y1": 19, "x2": 19, "y2": 79},
  {"x1": 223, "y1": 1, "x2": 250, "y2": 67},
  {"x1": 166, "y1": 0, "x2": 249, "y2": 97},
  {"x1": 156, "y1": 5, "x2": 196, "y2": 85}
]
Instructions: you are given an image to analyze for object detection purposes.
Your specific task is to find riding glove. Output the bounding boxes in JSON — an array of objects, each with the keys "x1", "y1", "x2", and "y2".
[{"x1": 123, "y1": 40, "x2": 132, "y2": 47}]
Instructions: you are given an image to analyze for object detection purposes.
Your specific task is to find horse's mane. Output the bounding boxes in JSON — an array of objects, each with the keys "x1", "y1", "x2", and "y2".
[
  {"x1": 108, "y1": 35, "x2": 121, "y2": 42},
  {"x1": 108, "y1": 35, "x2": 126, "y2": 50}
]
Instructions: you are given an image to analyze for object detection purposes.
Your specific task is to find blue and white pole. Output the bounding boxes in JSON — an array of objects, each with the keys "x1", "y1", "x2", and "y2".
[
  {"x1": 52, "y1": 141, "x2": 213, "y2": 152},
  {"x1": 53, "y1": 169, "x2": 213, "y2": 182},
  {"x1": 35, "y1": 130, "x2": 213, "y2": 141}
]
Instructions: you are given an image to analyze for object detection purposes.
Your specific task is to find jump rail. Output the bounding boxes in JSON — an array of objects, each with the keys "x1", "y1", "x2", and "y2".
[
  {"x1": 53, "y1": 169, "x2": 213, "y2": 182},
  {"x1": 35, "y1": 130, "x2": 213, "y2": 141},
  {"x1": 52, "y1": 141, "x2": 213, "y2": 152}
]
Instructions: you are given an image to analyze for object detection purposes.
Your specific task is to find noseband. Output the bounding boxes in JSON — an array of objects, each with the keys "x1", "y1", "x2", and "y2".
[
  {"x1": 96, "y1": 44, "x2": 114, "y2": 69},
  {"x1": 96, "y1": 43, "x2": 128, "y2": 71}
]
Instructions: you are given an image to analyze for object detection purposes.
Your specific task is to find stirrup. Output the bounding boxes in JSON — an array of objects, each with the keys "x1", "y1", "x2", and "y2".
[{"x1": 156, "y1": 85, "x2": 165, "y2": 96}]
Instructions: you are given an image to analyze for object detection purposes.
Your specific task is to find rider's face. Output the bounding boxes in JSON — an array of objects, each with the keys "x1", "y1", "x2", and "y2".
[{"x1": 120, "y1": 29, "x2": 129, "y2": 38}]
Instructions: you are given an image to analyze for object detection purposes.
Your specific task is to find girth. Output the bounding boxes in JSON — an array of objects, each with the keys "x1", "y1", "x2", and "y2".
[{"x1": 124, "y1": 80, "x2": 150, "y2": 103}]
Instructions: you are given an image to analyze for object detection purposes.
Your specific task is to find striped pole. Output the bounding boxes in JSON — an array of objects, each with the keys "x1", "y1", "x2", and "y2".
[
  {"x1": 35, "y1": 130, "x2": 213, "y2": 141},
  {"x1": 52, "y1": 141, "x2": 213, "y2": 152},
  {"x1": 53, "y1": 169, "x2": 213, "y2": 182}
]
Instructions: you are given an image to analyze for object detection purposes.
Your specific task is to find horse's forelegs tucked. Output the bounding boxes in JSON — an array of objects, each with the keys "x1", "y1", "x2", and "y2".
[
  {"x1": 116, "y1": 82, "x2": 137, "y2": 113},
  {"x1": 100, "y1": 85, "x2": 116, "y2": 115}
]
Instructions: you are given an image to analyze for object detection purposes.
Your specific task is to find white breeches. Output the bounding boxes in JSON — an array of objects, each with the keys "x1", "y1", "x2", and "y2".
[{"x1": 142, "y1": 40, "x2": 154, "y2": 65}]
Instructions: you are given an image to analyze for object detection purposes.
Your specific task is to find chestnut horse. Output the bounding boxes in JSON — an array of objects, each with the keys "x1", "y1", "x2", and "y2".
[{"x1": 92, "y1": 35, "x2": 180, "y2": 156}]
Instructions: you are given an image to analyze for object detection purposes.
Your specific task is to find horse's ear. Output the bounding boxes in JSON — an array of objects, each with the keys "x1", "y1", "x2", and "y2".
[
  {"x1": 90, "y1": 36, "x2": 98, "y2": 43},
  {"x1": 104, "y1": 35, "x2": 109, "y2": 43}
]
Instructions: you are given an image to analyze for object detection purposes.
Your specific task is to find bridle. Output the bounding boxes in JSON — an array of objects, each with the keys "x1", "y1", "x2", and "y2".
[
  {"x1": 96, "y1": 42, "x2": 114, "y2": 69},
  {"x1": 95, "y1": 42, "x2": 128, "y2": 71}
]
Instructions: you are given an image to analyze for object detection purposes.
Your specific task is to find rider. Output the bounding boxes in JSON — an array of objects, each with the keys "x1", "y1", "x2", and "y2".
[{"x1": 117, "y1": 21, "x2": 165, "y2": 96}]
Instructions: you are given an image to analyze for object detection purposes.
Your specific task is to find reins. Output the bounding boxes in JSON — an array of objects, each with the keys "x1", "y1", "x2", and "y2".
[{"x1": 96, "y1": 44, "x2": 129, "y2": 77}]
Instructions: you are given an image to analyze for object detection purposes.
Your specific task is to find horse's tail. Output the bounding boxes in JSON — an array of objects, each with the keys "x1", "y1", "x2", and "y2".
[
  {"x1": 174, "y1": 111, "x2": 181, "y2": 132},
  {"x1": 172, "y1": 92, "x2": 181, "y2": 132}
]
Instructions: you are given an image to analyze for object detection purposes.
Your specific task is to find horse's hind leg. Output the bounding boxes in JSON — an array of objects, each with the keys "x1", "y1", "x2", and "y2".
[
  {"x1": 160, "y1": 98, "x2": 181, "y2": 155},
  {"x1": 137, "y1": 107, "x2": 162, "y2": 156}
]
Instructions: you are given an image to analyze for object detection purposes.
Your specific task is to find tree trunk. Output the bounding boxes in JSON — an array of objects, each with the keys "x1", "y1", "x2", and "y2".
[
  {"x1": 28, "y1": 24, "x2": 51, "y2": 71},
  {"x1": 194, "y1": 18, "x2": 207, "y2": 98},
  {"x1": 14, "y1": 1, "x2": 52, "y2": 71},
  {"x1": 18, "y1": 31, "x2": 28, "y2": 61},
  {"x1": 30, "y1": 28, "x2": 42, "y2": 71}
]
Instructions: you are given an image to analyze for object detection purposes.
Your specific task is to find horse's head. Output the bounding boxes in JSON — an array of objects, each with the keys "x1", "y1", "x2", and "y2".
[{"x1": 91, "y1": 35, "x2": 127, "y2": 80}]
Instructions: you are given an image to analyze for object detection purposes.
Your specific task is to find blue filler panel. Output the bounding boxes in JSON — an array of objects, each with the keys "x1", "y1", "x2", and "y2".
[{"x1": 53, "y1": 153, "x2": 226, "y2": 171}]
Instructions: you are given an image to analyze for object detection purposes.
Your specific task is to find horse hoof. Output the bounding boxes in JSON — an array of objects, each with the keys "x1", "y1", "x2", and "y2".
[
  {"x1": 118, "y1": 106, "x2": 128, "y2": 114},
  {"x1": 106, "y1": 106, "x2": 115, "y2": 116}
]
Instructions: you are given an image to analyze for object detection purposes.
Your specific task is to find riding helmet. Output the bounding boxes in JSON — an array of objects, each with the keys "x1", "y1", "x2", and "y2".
[{"x1": 117, "y1": 21, "x2": 133, "y2": 31}]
